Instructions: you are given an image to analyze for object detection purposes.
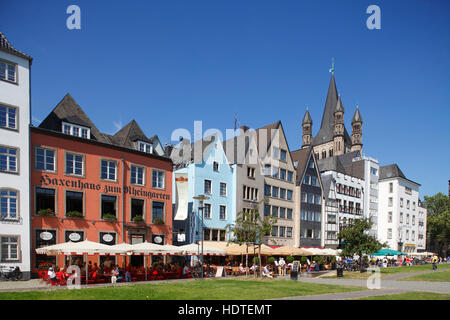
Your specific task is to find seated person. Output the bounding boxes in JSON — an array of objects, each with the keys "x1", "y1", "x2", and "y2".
[
  {"x1": 262, "y1": 265, "x2": 273, "y2": 278},
  {"x1": 116, "y1": 267, "x2": 125, "y2": 282},
  {"x1": 239, "y1": 263, "x2": 246, "y2": 274},
  {"x1": 47, "y1": 267, "x2": 57, "y2": 282},
  {"x1": 125, "y1": 270, "x2": 131, "y2": 282}
]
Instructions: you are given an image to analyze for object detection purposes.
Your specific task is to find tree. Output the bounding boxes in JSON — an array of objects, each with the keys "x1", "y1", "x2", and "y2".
[
  {"x1": 423, "y1": 193, "x2": 450, "y2": 257},
  {"x1": 337, "y1": 218, "x2": 386, "y2": 261},
  {"x1": 226, "y1": 198, "x2": 278, "y2": 277}
]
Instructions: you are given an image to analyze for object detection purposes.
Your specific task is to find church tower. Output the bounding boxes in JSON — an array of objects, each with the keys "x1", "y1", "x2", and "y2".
[
  {"x1": 333, "y1": 96, "x2": 345, "y2": 156},
  {"x1": 351, "y1": 106, "x2": 363, "y2": 153},
  {"x1": 302, "y1": 108, "x2": 312, "y2": 148}
]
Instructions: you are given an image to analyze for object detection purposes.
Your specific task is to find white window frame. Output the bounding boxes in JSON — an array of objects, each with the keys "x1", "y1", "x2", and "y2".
[
  {"x1": 138, "y1": 141, "x2": 153, "y2": 153},
  {"x1": 61, "y1": 121, "x2": 90, "y2": 139},
  {"x1": 219, "y1": 205, "x2": 226, "y2": 220},
  {"x1": 0, "y1": 60, "x2": 17, "y2": 84},
  {"x1": 130, "y1": 165, "x2": 145, "y2": 186},
  {"x1": 152, "y1": 169, "x2": 165, "y2": 189},
  {"x1": 65, "y1": 152, "x2": 84, "y2": 176},
  {"x1": 0, "y1": 236, "x2": 20, "y2": 262},
  {"x1": 220, "y1": 182, "x2": 227, "y2": 197},
  {"x1": 0, "y1": 104, "x2": 17, "y2": 130},
  {"x1": 204, "y1": 179, "x2": 212, "y2": 195},
  {"x1": 101, "y1": 159, "x2": 117, "y2": 181},
  {"x1": 204, "y1": 203, "x2": 211, "y2": 219},
  {"x1": 0, "y1": 189, "x2": 18, "y2": 220},
  {"x1": 0, "y1": 146, "x2": 18, "y2": 173}
]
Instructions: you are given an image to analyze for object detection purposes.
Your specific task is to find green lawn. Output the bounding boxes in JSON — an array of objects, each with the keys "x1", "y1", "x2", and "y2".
[
  {"x1": 398, "y1": 270, "x2": 450, "y2": 282},
  {"x1": 323, "y1": 263, "x2": 450, "y2": 280},
  {"x1": 0, "y1": 278, "x2": 364, "y2": 300},
  {"x1": 359, "y1": 291, "x2": 450, "y2": 300}
]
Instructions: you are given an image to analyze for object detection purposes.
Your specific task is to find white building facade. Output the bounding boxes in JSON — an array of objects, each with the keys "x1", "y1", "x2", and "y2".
[
  {"x1": 0, "y1": 32, "x2": 32, "y2": 278},
  {"x1": 378, "y1": 164, "x2": 421, "y2": 254}
]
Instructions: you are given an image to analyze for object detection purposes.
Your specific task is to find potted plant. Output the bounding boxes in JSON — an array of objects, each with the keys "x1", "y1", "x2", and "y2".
[
  {"x1": 103, "y1": 214, "x2": 117, "y2": 222},
  {"x1": 133, "y1": 215, "x2": 145, "y2": 224},
  {"x1": 300, "y1": 256, "x2": 308, "y2": 271},
  {"x1": 67, "y1": 211, "x2": 83, "y2": 218},
  {"x1": 152, "y1": 217, "x2": 165, "y2": 225},
  {"x1": 36, "y1": 208, "x2": 55, "y2": 217},
  {"x1": 286, "y1": 256, "x2": 295, "y2": 263},
  {"x1": 268, "y1": 256, "x2": 275, "y2": 265}
]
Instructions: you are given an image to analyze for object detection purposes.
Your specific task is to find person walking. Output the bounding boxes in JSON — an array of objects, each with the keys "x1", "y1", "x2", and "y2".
[
  {"x1": 278, "y1": 257, "x2": 286, "y2": 276},
  {"x1": 432, "y1": 256, "x2": 438, "y2": 271}
]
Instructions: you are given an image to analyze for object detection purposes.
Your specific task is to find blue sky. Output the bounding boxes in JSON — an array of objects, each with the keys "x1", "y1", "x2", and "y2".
[{"x1": 1, "y1": 0, "x2": 449, "y2": 198}]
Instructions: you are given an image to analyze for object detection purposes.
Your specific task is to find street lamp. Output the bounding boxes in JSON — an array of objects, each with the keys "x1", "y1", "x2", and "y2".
[{"x1": 193, "y1": 195, "x2": 210, "y2": 279}]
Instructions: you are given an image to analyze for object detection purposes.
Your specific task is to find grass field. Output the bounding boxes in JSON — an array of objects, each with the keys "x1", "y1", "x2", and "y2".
[
  {"x1": 398, "y1": 270, "x2": 450, "y2": 282},
  {"x1": 0, "y1": 278, "x2": 365, "y2": 300},
  {"x1": 322, "y1": 263, "x2": 450, "y2": 280},
  {"x1": 359, "y1": 291, "x2": 450, "y2": 300}
]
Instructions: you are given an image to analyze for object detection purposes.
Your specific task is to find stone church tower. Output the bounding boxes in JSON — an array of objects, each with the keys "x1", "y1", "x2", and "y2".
[{"x1": 301, "y1": 66, "x2": 363, "y2": 159}]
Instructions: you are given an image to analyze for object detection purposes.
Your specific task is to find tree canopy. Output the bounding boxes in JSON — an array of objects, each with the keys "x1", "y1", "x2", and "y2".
[{"x1": 424, "y1": 192, "x2": 450, "y2": 256}]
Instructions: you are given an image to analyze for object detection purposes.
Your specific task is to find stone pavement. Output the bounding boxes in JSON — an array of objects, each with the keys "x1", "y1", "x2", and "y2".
[{"x1": 274, "y1": 268, "x2": 450, "y2": 300}]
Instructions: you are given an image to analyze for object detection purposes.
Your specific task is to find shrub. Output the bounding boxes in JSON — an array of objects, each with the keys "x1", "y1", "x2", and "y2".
[
  {"x1": 300, "y1": 256, "x2": 308, "y2": 264},
  {"x1": 252, "y1": 257, "x2": 259, "y2": 264},
  {"x1": 133, "y1": 215, "x2": 144, "y2": 223},
  {"x1": 37, "y1": 208, "x2": 55, "y2": 217},
  {"x1": 103, "y1": 214, "x2": 117, "y2": 222},
  {"x1": 67, "y1": 211, "x2": 83, "y2": 218},
  {"x1": 268, "y1": 257, "x2": 275, "y2": 264},
  {"x1": 286, "y1": 256, "x2": 295, "y2": 263},
  {"x1": 153, "y1": 217, "x2": 165, "y2": 225}
]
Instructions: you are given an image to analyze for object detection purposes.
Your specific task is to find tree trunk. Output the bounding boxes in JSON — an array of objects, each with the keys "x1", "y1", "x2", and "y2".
[
  {"x1": 246, "y1": 243, "x2": 248, "y2": 277},
  {"x1": 258, "y1": 244, "x2": 262, "y2": 278}
]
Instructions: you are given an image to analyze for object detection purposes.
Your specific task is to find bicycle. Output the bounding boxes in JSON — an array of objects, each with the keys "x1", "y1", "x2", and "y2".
[{"x1": 0, "y1": 265, "x2": 23, "y2": 281}]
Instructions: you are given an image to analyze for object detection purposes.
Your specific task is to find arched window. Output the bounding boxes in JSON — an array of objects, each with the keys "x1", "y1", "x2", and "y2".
[
  {"x1": 329, "y1": 148, "x2": 333, "y2": 157},
  {"x1": 321, "y1": 150, "x2": 326, "y2": 159},
  {"x1": 0, "y1": 189, "x2": 18, "y2": 220}
]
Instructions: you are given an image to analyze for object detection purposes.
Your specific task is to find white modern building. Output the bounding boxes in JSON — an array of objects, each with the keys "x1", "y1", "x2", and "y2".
[
  {"x1": 0, "y1": 31, "x2": 32, "y2": 278},
  {"x1": 378, "y1": 164, "x2": 422, "y2": 254},
  {"x1": 416, "y1": 202, "x2": 427, "y2": 252}
]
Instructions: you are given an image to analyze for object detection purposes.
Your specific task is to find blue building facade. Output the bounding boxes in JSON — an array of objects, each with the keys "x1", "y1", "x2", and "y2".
[{"x1": 171, "y1": 136, "x2": 235, "y2": 245}]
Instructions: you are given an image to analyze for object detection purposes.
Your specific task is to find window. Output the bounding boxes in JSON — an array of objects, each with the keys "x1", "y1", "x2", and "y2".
[
  {"x1": 220, "y1": 183, "x2": 227, "y2": 197},
  {"x1": 272, "y1": 206, "x2": 278, "y2": 217},
  {"x1": 412, "y1": 215, "x2": 415, "y2": 226},
  {"x1": 287, "y1": 208, "x2": 292, "y2": 219},
  {"x1": 321, "y1": 150, "x2": 326, "y2": 159},
  {"x1": 35, "y1": 188, "x2": 55, "y2": 215},
  {"x1": 406, "y1": 230, "x2": 409, "y2": 240},
  {"x1": 388, "y1": 212, "x2": 392, "y2": 223},
  {"x1": 327, "y1": 214, "x2": 336, "y2": 224},
  {"x1": 213, "y1": 161, "x2": 219, "y2": 172},
  {"x1": 406, "y1": 200, "x2": 410, "y2": 209},
  {"x1": 314, "y1": 229, "x2": 321, "y2": 239},
  {"x1": 307, "y1": 211, "x2": 313, "y2": 221},
  {"x1": 406, "y1": 214, "x2": 410, "y2": 225},
  {"x1": 329, "y1": 149, "x2": 333, "y2": 157},
  {"x1": 279, "y1": 207, "x2": 286, "y2": 219},
  {"x1": 280, "y1": 169, "x2": 286, "y2": 180},
  {"x1": 287, "y1": 171, "x2": 293, "y2": 182},
  {"x1": 301, "y1": 210, "x2": 306, "y2": 220},
  {"x1": 131, "y1": 198, "x2": 145, "y2": 220},
  {"x1": 413, "y1": 202, "x2": 416, "y2": 211},
  {"x1": 0, "y1": 105, "x2": 16, "y2": 129},
  {"x1": 303, "y1": 175, "x2": 311, "y2": 185},
  {"x1": 247, "y1": 167, "x2": 255, "y2": 178},
  {"x1": 219, "y1": 205, "x2": 226, "y2": 220},
  {"x1": 0, "y1": 236, "x2": 19, "y2": 261},
  {"x1": 243, "y1": 186, "x2": 258, "y2": 201},
  {"x1": 35, "y1": 147, "x2": 54, "y2": 172},
  {"x1": 152, "y1": 201, "x2": 164, "y2": 223},
  {"x1": 286, "y1": 227, "x2": 292, "y2": 238},
  {"x1": 264, "y1": 184, "x2": 271, "y2": 197},
  {"x1": 287, "y1": 190, "x2": 293, "y2": 201},
  {"x1": 61, "y1": 122, "x2": 90, "y2": 139},
  {"x1": 65, "y1": 153, "x2": 83, "y2": 176},
  {"x1": 272, "y1": 147, "x2": 279, "y2": 159},
  {"x1": 271, "y1": 226, "x2": 278, "y2": 237},
  {"x1": 264, "y1": 204, "x2": 270, "y2": 216},
  {"x1": 307, "y1": 229, "x2": 313, "y2": 238},
  {"x1": 203, "y1": 228, "x2": 211, "y2": 241},
  {"x1": 272, "y1": 166, "x2": 279, "y2": 178},
  {"x1": 204, "y1": 180, "x2": 212, "y2": 194},
  {"x1": 301, "y1": 192, "x2": 307, "y2": 203},
  {"x1": 66, "y1": 191, "x2": 83, "y2": 217},
  {"x1": 101, "y1": 195, "x2": 117, "y2": 220},
  {"x1": 264, "y1": 164, "x2": 271, "y2": 176},
  {"x1": 311, "y1": 176, "x2": 318, "y2": 187},
  {"x1": 152, "y1": 170, "x2": 165, "y2": 189},
  {"x1": 400, "y1": 212, "x2": 403, "y2": 223},
  {"x1": 307, "y1": 193, "x2": 314, "y2": 204},
  {"x1": 272, "y1": 187, "x2": 279, "y2": 198},
  {"x1": 279, "y1": 188, "x2": 286, "y2": 199},
  {"x1": 0, "y1": 190, "x2": 17, "y2": 219},
  {"x1": 314, "y1": 194, "x2": 321, "y2": 205},
  {"x1": 387, "y1": 228, "x2": 392, "y2": 239},
  {"x1": 0, "y1": 146, "x2": 16, "y2": 173},
  {"x1": 405, "y1": 186, "x2": 412, "y2": 195},
  {"x1": 65, "y1": 230, "x2": 84, "y2": 243},
  {"x1": 101, "y1": 160, "x2": 116, "y2": 181},
  {"x1": 370, "y1": 167, "x2": 378, "y2": 175},
  {"x1": 131, "y1": 165, "x2": 144, "y2": 185},
  {"x1": 308, "y1": 159, "x2": 315, "y2": 169},
  {"x1": 0, "y1": 61, "x2": 16, "y2": 83},
  {"x1": 280, "y1": 149, "x2": 287, "y2": 161},
  {"x1": 204, "y1": 203, "x2": 211, "y2": 219},
  {"x1": 138, "y1": 141, "x2": 152, "y2": 153},
  {"x1": 279, "y1": 226, "x2": 286, "y2": 237},
  {"x1": 389, "y1": 182, "x2": 393, "y2": 193},
  {"x1": 314, "y1": 212, "x2": 321, "y2": 222},
  {"x1": 388, "y1": 197, "x2": 393, "y2": 207}
]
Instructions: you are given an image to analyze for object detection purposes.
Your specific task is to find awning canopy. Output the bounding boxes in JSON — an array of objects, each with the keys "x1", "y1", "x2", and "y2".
[
  {"x1": 35, "y1": 240, "x2": 123, "y2": 255},
  {"x1": 178, "y1": 243, "x2": 227, "y2": 256},
  {"x1": 202, "y1": 241, "x2": 275, "y2": 255},
  {"x1": 373, "y1": 248, "x2": 408, "y2": 256},
  {"x1": 271, "y1": 246, "x2": 314, "y2": 256}
]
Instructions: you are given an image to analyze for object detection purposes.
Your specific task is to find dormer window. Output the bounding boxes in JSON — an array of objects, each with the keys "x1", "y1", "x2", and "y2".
[
  {"x1": 62, "y1": 122, "x2": 90, "y2": 139},
  {"x1": 138, "y1": 141, "x2": 153, "y2": 153},
  {"x1": 0, "y1": 60, "x2": 16, "y2": 83}
]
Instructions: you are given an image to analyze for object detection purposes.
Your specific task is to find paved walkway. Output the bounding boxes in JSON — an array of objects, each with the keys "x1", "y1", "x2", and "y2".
[{"x1": 275, "y1": 268, "x2": 450, "y2": 300}]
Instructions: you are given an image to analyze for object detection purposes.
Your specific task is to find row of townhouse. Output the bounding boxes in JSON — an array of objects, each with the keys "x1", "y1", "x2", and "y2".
[{"x1": 0, "y1": 31, "x2": 428, "y2": 279}]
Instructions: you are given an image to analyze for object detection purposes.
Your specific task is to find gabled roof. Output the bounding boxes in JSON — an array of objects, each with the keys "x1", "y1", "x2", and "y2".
[
  {"x1": 39, "y1": 94, "x2": 109, "y2": 143},
  {"x1": 290, "y1": 147, "x2": 312, "y2": 185},
  {"x1": 110, "y1": 120, "x2": 153, "y2": 148},
  {"x1": 0, "y1": 31, "x2": 32, "y2": 62},
  {"x1": 312, "y1": 74, "x2": 352, "y2": 146},
  {"x1": 380, "y1": 164, "x2": 420, "y2": 186},
  {"x1": 320, "y1": 174, "x2": 333, "y2": 202},
  {"x1": 317, "y1": 151, "x2": 363, "y2": 179}
]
